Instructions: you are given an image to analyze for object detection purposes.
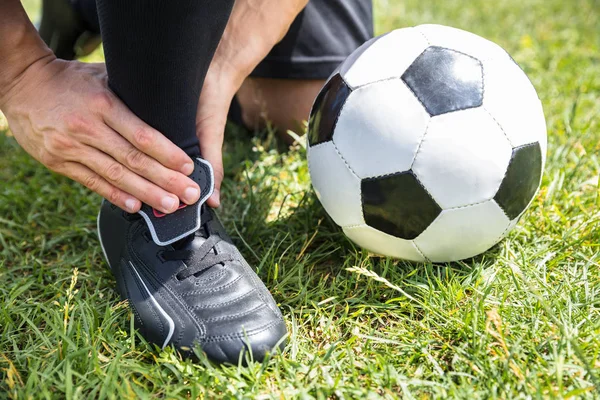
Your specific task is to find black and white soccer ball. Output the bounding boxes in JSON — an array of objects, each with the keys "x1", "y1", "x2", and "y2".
[{"x1": 306, "y1": 24, "x2": 547, "y2": 263}]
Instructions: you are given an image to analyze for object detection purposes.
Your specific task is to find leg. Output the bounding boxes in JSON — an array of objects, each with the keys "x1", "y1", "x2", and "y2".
[
  {"x1": 96, "y1": 0, "x2": 233, "y2": 156},
  {"x1": 95, "y1": 0, "x2": 287, "y2": 364},
  {"x1": 235, "y1": 0, "x2": 374, "y2": 140},
  {"x1": 236, "y1": 77, "x2": 325, "y2": 142}
]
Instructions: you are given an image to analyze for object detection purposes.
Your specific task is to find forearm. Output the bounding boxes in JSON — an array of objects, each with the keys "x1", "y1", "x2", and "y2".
[
  {"x1": 214, "y1": 0, "x2": 309, "y2": 87},
  {"x1": 231, "y1": 0, "x2": 309, "y2": 45},
  {"x1": 0, "y1": 0, "x2": 54, "y2": 107}
]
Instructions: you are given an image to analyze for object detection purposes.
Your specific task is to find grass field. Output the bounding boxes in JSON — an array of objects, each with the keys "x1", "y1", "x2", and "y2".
[{"x1": 1, "y1": 0, "x2": 599, "y2": 398}]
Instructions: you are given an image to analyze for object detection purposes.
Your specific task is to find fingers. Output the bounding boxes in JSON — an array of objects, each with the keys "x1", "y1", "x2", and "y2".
[
  {"x1": 58, "y1": 161, "x2": 141, "y2": 213},
  {"x1": 78, "y1": 146, "x2": 184, "y2": 214},
  {"x1": 82, "y1": 125, "x2": 201, "y2": 205},
  {"x1": 101, "y1": 95, "x2": 195, "y2": 176},
  {"x1": 197, "y1": 116, "x2": 226, "y2": 208}
]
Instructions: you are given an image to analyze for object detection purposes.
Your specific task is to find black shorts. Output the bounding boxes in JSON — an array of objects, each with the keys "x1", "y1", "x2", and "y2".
[
  {"x1": 74, "y1": 0, "x2": 372, "y2": 80},
  {"x1": 251, "y1": 0, "x2": 374, "y2": 80}
]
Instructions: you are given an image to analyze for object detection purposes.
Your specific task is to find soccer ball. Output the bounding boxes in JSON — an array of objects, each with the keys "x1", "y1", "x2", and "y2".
[{"x1": 306, "y1": 24, "x2": 547, "y2": 263}]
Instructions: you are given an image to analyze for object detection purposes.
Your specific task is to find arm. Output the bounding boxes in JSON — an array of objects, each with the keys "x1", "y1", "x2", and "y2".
[
  {"x1": 0, "y1": 0, "x2": 201, "y2": 214},
  {"x1": 214, "y1": 0, "x2": 310, "y2": 86},
  {"x1": 0, "y1": 0, "x2": 55, "y2": 105},
  {"x1": 196, "y1": 0, "x2": 310, "y2": 207}
]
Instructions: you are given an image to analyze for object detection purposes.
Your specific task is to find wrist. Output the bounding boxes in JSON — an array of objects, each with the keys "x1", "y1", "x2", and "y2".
[
  {"x1": 0, "y1": 0, "x2": 56, "y2": 108},
  {"x1": 0, "y1": 52, "x2": 57, "y2": 111}
]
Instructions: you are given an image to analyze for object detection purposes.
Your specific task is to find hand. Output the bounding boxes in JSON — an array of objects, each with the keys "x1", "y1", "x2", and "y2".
[
  {"x1": 196, "y1": 0, "x2": 310, "y2": 208},
  {"x1": 1, "y1": 58, "x2": 201, "y2": 214},
  {"x1": 195, "y1": 58, "x2": 243, "y2": 209}
]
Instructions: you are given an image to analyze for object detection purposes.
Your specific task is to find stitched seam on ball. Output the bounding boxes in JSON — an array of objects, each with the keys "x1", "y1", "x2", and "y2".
[
  {"x1": 350, "y1": 113, "x2": 430, "y2": 181},
  {"x1": 483, "y1": 106, "x2": 515, "y2": 147},
  {"x1": 339, "y1": 80, "x2": 431, "y2": 181},
  {"x1": 307, "y1": 141, "x2": 332, "y2": 151},
  {"x1": 350, "y1": 31, "x2": 431, "y2": 96},
  {"x1": 481, "y1": 103, "x2": 516, "y2": 217},
  {"x1": 354, "y1": 76, "x2": 403, "y2": 90},
  {"x1": 400, "y1": 65, "x2": 435, "y2": 119},
  {"x1": 339, "y1": 73, "x2": 353, "y2": 90},
  {"x1": 331, "y1": 139, "x2": 367, "y2": 225},
  {"x1": 412, "y1": 241, "x2": 429, "y2": 262},
  {"x1": 481, "y1": 61, "x2": 486, "y2": 106},
  {"x1": 408, "y1": 118, "x2": 431, "y2": 171},
  {"x1": 331, "y1": 139, "x2": 360, "y2": 180},
  {"x1": 447, "y1": 198, "x2": 494, "y2": 211},
  {"x1": 497, "y1": 198, "x2": 510, "y2": 220},
  {"x1": 343, "y1": 223, "x2": 367, "y2": 230},
  {"x1": 361, "y1": 169, "x2": 440, "y2": 219},
  {"x1": 350, "y1": 30, "x2": 429, "y2": 90},
  {"x1": 416, "y1": 28, "x2": 431, "y2": 46},
  {"x1": 494, "y1": 157, "x2": 542, "y2": 222},
  {"x1": 484, "y1": 217, "x2": 516, "y2": 255},
  {"x1": 329, "y1": 80, "x2": 353, "y2": 139}
]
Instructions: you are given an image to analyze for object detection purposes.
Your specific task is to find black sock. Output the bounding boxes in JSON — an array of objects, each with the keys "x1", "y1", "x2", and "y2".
[{"x1": 95, "y1": 0, "x2": 234, "y2": 157}]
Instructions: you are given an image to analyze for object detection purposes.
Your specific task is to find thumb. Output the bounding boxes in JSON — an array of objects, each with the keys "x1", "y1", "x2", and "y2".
[
  {"x1": 197, "y1": 113, "x2": 227, "y2": 208},
  {"x1": 196, "y1": 66, "x2": 243, "y2": 208}
]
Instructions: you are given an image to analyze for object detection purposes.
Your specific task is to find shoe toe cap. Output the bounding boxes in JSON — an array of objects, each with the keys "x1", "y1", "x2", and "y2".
[{"x1": 201, "y1": 318, "x2": 287, "y2": 364}]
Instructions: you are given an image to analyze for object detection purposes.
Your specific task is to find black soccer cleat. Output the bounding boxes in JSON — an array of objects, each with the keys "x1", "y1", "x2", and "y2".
[
  {"x1": 97, "y1": 158, "x2": 287, "y2": 364},
  {"x1": 38, "y1": 0, "x2": 101, "y2": 60}
]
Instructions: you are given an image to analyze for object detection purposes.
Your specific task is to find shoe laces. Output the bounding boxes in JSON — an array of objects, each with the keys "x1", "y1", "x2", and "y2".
[{"x1": 161, "y1": 207, "x2": 235, "y2": 280}]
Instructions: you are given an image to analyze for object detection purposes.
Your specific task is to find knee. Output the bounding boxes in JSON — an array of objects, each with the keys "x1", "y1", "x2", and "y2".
[{"x1": 235, "y1": 77, "x2": 325, "y2": 142}]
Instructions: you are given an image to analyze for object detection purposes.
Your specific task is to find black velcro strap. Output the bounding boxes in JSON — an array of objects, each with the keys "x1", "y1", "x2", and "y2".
[{"x1": 138, "y1": 158, "x2": 214, "y2": 246}]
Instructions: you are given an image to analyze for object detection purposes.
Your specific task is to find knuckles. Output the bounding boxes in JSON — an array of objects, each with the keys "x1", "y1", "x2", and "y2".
[
  {"x1": 132, "y1": 127, "x2": 154, "y2": 149},
  {"x1": 90, "y1": 91, "x2": 115, "y2": 113},
  {"x1": 45, "y1": 132, "x2": 77, "y2": 155},
  {"x1": 83, "y1": 174, "x2": 101, "y2": 191},
  {"x1": 39, "y1": 151, "x2": 59, "y2": 170},
  {"x1": 63, "y1": 113, "x2": 93, "y2": 134},
  {"x1": 166, "y1": 151, "x2": 189, "y2": 170},
  {"x1": 106, "y1": 188, "x2": 121, "y2": 204},
  {"x1": 62, "y1": 113, "x2": 104, "y2": 142},
  {"x1": 163, "y1": 173, "x2": 180, "y2": 191},
  {"x1": 125, "y1": 148, "x2": 149, "y2": 172},
  {"x1": 104, "y1": 163, "x2": 125, "y2": 183}
]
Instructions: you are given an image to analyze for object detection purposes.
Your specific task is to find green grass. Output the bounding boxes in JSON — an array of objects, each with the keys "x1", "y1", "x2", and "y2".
[{"x1": 1, "y1": 0, "x2": 599, "y2": 398}]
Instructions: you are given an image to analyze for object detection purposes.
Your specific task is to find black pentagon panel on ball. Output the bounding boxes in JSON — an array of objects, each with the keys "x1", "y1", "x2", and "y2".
[
  {"x1": 401, "y1": 46, "x2": 483, "y2": 116},
  {"x1": 362, "y1": 171, "x2": 442, "y2": 240},
  {"x1": 494, "y1": 142, "x2": 543, "y2": 220},
  {"x1": 307, "y1": 74, "x2": 352, "y2": 146}
]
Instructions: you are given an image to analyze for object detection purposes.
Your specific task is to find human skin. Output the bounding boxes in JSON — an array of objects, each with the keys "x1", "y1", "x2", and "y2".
[
  {"x1": 0, "y1": 0, "x2": 202, "y2": 214},
  {"x1": 236, "y1": 77, "x2": 325, "y2": 144},
  {"x1": 0, "y1": 0, "x2": 309, "y2": 212},
  {"x1": 196, "y1": 0, "x2": 310, "y2": 207}
]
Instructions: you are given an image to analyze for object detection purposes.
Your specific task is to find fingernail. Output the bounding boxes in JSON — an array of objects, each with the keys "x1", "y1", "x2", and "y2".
[
  {"x1": 184, "y1": 187, "x2": 200, "y2": 203},
  {"x1": 161, "y1": 196, "x2": 177, "y2": 212},
  {"x1": 125, "y1": 199, "x2": 137, "y2": 212},
  {"x1": 181, "y1": 162, "x2": 194, "y2": 176}
]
